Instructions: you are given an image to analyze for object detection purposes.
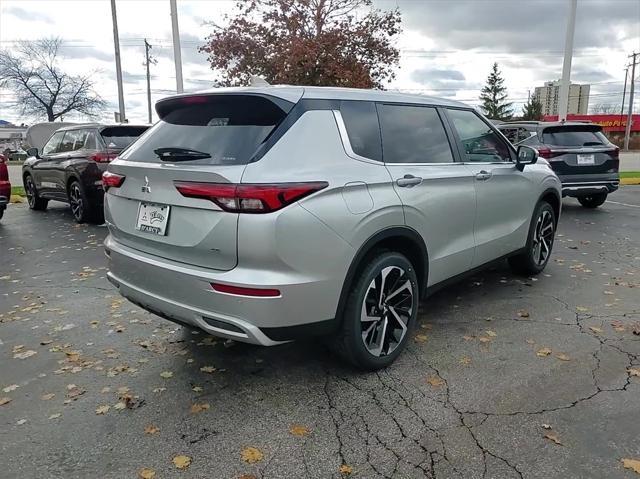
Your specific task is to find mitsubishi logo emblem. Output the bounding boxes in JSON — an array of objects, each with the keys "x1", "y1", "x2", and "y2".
[{"x1": 141, "y1": 176, "x2": 151, "y2": 193}]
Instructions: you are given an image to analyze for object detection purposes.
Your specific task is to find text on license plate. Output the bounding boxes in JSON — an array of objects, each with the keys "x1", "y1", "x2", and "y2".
[
  {"x1": 577, "y1": 154, "x2": 595, "y2": 165},
  {"x1": 136, "y1": 202, "x2": 170, "y2": 236}
]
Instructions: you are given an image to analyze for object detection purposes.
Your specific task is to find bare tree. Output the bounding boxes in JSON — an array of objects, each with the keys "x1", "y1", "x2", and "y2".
[
  {"x1": 590, "y1": 103, "x2": 617, "y2": 114},
  {"x1": 0, "y1": 38, "x2": 106, "y2": 121}
]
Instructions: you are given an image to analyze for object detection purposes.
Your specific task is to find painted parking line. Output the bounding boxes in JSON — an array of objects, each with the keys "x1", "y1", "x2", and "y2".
[{"x1": 607, "y1": 200, "x2": 640, "y2": 208}]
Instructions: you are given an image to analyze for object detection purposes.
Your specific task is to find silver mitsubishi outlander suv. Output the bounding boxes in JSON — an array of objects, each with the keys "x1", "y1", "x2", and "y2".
[{"x1": 104, "y1": 86, "x2": 561, "y2": 370}]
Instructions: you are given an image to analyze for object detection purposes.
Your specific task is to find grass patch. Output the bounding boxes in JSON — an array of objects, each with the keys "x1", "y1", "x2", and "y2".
[
  {"x1": 620, "y1": 171, "x2": 640, "y2": 179},
  {"x1": 11, "y1": 186, "x2": 25, "y2": 196}
]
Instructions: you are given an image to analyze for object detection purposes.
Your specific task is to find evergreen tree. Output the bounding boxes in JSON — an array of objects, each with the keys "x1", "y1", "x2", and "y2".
[
  {"x1": 479, "y1": 63, "x2": 513, "y2": 120},
  {"x1": 521, "y1": 97, "x2": 543, "y2": 120}
]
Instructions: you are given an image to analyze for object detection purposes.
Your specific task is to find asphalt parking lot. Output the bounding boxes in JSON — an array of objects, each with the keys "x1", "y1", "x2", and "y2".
[{"x1": 1, "y1": 189, "x2": 639, "y2": 479}]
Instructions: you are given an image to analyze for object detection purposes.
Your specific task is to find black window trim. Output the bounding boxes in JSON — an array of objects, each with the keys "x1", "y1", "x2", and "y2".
[{"x1": 442, "y1": 106, "x2": 517, "y2": 165}]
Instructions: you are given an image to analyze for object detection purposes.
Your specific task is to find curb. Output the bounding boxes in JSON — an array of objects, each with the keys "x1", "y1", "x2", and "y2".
[{"x1": 621, "y1": 178, "x2": 640, "y2": 186}]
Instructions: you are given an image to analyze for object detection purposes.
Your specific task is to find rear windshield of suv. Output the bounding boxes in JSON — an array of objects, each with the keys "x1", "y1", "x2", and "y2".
[
  {"x1": 542, "y1": 126, "x2": 608, "y2": 147},
  {"x1": 101, "y1": 126, "x2": 149, "y2": 150},
  {"x1": 119, "y1": 95, "x2": 291, "y2": 165}
]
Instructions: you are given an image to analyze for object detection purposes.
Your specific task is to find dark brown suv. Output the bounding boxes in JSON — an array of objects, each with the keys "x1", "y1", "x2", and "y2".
[
  {"x1": 22, "y1": 124, "x2": 148, "y2": 223},
  {"x1": 497, "y1": 121, "x2": 619, "y2": 208}
]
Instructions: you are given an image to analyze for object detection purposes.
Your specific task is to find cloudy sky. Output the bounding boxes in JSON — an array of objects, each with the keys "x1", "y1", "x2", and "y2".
[{"x1": 0, "y1": 0, "x2": 638, "y2": 124}]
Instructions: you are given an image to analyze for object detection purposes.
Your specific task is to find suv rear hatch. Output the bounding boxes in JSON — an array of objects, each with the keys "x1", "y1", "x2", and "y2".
[
  {"x1": 539, "y1": 124, "x2": 619, "y2": 176},
  {"x1": 105, "y1": 92, "x2": 300, "y2": 270}
]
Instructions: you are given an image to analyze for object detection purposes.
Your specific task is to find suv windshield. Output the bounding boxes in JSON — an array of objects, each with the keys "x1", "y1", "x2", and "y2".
[
  {"x1": 542, "y1": 126, "x2": 608, "y2": 147},
  {"x1": 119, "y1": 95, "x2": 291, "y2": 165}
]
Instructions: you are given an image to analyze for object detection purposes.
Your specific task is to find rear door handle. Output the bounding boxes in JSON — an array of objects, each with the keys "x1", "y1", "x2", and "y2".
[
  {"x1": 475, "y1": 170, "x2": 492, "y2": 181},
  {"x1": 396, "y1": 175, "x2": 423, "y2": 187}
]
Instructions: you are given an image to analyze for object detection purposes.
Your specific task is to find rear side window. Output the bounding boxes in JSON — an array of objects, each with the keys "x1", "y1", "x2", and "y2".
[
  {"x1": 59, "y1": 129, "x2": 89, "y2": 153},
  {"x1": 42, "y1": 131, "x2": 64, "y2": 155},
  {"x1": 378, "y1": 104, "x2": 454, "y2": 164},
  {"x1": 340, "y1": 101, "x2": 382, "y2": 161},
  {"x1": 120, "y1": 95, "x2": 290, "y2": 165},
  {"x1": 542, "y1": 126, "x2": 608, "y2": 147},
  {"x1": 101, "y1": 126, "x2": 148, "y2": 150}
]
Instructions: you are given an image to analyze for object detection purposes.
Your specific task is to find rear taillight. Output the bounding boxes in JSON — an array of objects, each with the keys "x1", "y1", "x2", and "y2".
[
  {"x1": 174, "y1": 181, "x2": 328, "y2": 213},
  {"x1": 102, "y1": 171, "x2": 125, "y2": 190},
  {"x1": 536, "y1": 146, "x2": 563, "y2": 159},
  {"x1": 91, "y1": 152, "x2": 118, "y2": 163},
  {"x1": 211, "y1": 282, "x2": 281, "y2": 297}
]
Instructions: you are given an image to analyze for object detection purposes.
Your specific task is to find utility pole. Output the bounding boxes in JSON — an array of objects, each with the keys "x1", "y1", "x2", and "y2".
[
  {"x1": 623, "y1": 52, "x2": 637, "y2": 151},
  {"x1": 558, "y1": 0, "x2": 577, "y2": 121},
  {"x1": 621, "y1": 65, "x2": 629, "y2": 117},
  {"x1": 144, "y1": 39, "x2": 157, "y2": 124},
  {"x1": 169, "y1": 0, "x2": 184, "y2": 93},
  {"x1": 110, "y1": 0, "x2": 126, "y2": 123}
]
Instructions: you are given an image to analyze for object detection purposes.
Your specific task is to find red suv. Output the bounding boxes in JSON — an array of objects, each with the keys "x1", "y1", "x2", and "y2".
[{"x1": 0, "y1": 153, "x2": 10, "y2": 220}]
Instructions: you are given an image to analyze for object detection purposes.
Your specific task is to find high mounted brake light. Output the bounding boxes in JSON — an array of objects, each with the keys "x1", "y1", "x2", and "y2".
[{"x1": 174, "y1": 181, "x2": 328, "y2": 213}]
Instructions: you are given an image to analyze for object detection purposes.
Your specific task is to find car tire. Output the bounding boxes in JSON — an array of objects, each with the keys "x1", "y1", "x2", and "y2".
[
  {"x1": 0, "y1": 208, "x2": 4, "y2": 220},
  {"x1": 333, "y1": 251, "x2": 419, "y2": 371},
  {"x1": 508, "y1": 201, "x2": 556, "y2": 276},
  {"x1": 578, "y1": 193, "x2": 607, "y2": 209},
  {"x1": 68, "y1": 180, "x2": 101, "y2": 224},
  {"x1": 24, "y1": 174, "x2": 48, "y2": 211}
]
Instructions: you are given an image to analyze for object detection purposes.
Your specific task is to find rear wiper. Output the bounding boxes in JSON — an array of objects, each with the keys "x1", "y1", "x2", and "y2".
[
  {"x1": 154, "y1": 147, "x2": 211, "y2": 161},
  {"x1": 583, "y1": 141, "x2": 604, "y2": 146}
]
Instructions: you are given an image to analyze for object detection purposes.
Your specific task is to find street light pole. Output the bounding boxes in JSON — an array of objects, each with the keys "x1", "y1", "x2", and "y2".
[
  {"x1": 621, "y1": 65, "x2": 629, "y2": 117},
  {"x1": 623, "y1": 52, "x2": 637, "y2": 151},
  {"x1": 144, "y1": 39, "x2": 154, "y2": 124},
  {"x1": 110, "y1": 0, "x2": 126, "y2": 123},
  {"x1": 169, "y1": 0, "x2": 184, "y2": 94},
  {"x1": 558, "y1": 0, "x2": 577, "y2": 121}
]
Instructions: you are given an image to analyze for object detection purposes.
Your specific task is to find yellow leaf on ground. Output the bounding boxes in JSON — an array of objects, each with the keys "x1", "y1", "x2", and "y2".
[
  {"x1": 144, "y1": 425, "x2": 160, "y2": 435},
  {"x1": 426, "y1": 375, "x2": 445, "y2": 387},
  {"x1": 486, "y1": 330, "x2": 497, "y2": 337},
  {"x1": 576, "y1": 306, "x2": 590, "y2": 312},
  {"x1": 49, "y1": 413, "x2": 61, "y2": 420},
  {"x1": 459, "y1": 356, "x2": 471, "y2": 365},
  {"x1": 114, "y1": 402, "x2": 127, "y2": 411},
  {"x1": 517, "y1": 310, "x2": 530, "y2": 318},
  {"x1": 200, "y1": 366, "x2": 216, "y2": 373},
  {"x1": 160, "y1": 371, "x2": 173, "y2": 379},
  {"x1": 289, "y1": 424, "x2": 310, "y2": 437},
  {"x1": 544, "y1": 433, "x2": 563, "y2": 446},
  {"x1": 414, "y1": 334, "x2": 428, "y2": 343},
  {"x1": 589, "y1": 326, "x2": 603, "y2": 334},
  {"x1": 537, "y1": 347, "x2": 552, "y2": 357},
  {"x1": 622, "y1": 458, "x2": 640, "y2": 474},
  {"x1": 172, "y1": 455, "x2": 192, "y2": 469},
  {"x1": 41, "y1": 393, "x2": 55, "y2": 400},
  {"x1": 13, "y1": 349, "x2": 37, "y2": 359},
  {"x1": 190, "y1": 402, "x2": 210, "y2": 414},
  {"x1": 628, "y1": 368, "x2": 640, "y2": 377},
  {"x1": 463, "y1": 335, "x2": 475, "y2": 341},
  {"x1": 3, "y1": 384, "x2": 19, "y2": 393},
  {"x1": 555, "y1": 353, "x2": 571, "y2": 361},
  {"x1": 1, "y1": 397, "x2": 13, "y2": 406},
  {"x1": 241, "y1": 447, "x2": 264, "y2": 464},
  {"x1": 339, "y1": 464, "x2": 353, "y2": 475},
  {"x1": 138, "y1": 468, "x2": 156, "y2": 479},
  {"x1": 478, "y1": 336, "x2": 492, "y2": 343},
  {"x1": 95, "y1": 405, "x2": 110, "y2": 415}
]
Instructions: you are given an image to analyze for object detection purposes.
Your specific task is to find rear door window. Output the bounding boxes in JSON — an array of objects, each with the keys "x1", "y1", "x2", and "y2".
[
  {"x1": 100, "y1": 126, "x2": 148, "y2": 151},
  {"x1": 447, "y1": 109, "x2": 512, "y2": 162},
  {"x1": 59, "y1": 129, "x2": 88, "y2": 153},
  {"x1": 120, "y1": 95, "x2": 291, "y2": 165},
  {"x1": 340, "y1": 101, "x2": 382, "y2": 161},
  {"x1": 542, "y1": 126, "x2": 608, "y2": 147},
  {"x1": 377, "y1": 104, "x2": 454, "y2": 164}
]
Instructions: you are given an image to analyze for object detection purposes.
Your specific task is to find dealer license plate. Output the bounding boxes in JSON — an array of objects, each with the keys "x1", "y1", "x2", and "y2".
[{"x1": 136, "y1": 202, "x2": 170, "y2": 236}]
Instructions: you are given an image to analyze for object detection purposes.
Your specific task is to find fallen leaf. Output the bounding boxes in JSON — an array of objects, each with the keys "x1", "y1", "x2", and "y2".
[
  {"x1": 238, "y1": 475, "x2": 258, "y2": 479},
  {"x1": 190, "y1": 402, "x2": 210, "y2": 414},
  {"x1": 138, "y1": 468, "x2": 156, "y2": 479},
  {"x1": 241, "y1": 447, "x2": 264, "y2": 464},
  {"x1": 463, "y1": 335, "x2": 475, "y2": 341},
  {"x1": 192, "y1": 386, "x2": 203, "y2": 392},
  {"x1": 517, "y1": 310, "x2": 530, "y2": 318},
  {"x1": 589, "y1": 326, "x2": 603, "y2": 334},
  {"x1": 576, "y1": 306, "x2": 589, "y2": 312},
  {"x1": 544, "y1": 432, "x2": 563, "y2": 446},
  {"x1": 13, "y1": 349, "x2": 37, "y2": 359},
  {"x1": 2, "y1": 384, "x2": 19, "y2": 393},
  {"x1": 628, "y1": 368, "x2": 640, "y2": 377},
  {"x1": 160, "y1": 371, "x2": 173, "y2": 379},
  {"x1": 459, "y1": 356, "x2": 471, "y2": 365},
  {"x1": 49, "y1": 413, "x2": 61, "y2": 420},
  {"x1": 526, "y1": 339, "x2": 536, "y2": 345},
  {"x1": 478, "y1": 336, "x2": 492, "y2": 343},
  {"x1": 486, "y1": 330, "x2": 497, "y2": 337},
  {"x1": 172, "y1": 455, "x2": 192, "y2": 469},
  {"x1": 541, "y1": 424, "x2": 552, "y2": 430},
  {"x1": 555, "y1": 353, "x2": 571, "y2": 361},
  {"x1": 611, "y1": 320, "x2": 626, "y2": 332},
  {"x1": 200, "y1": 366, "x2": 216, "y2": 373},
  {"x1": 41, "y1": 393, "x2": 55, "y2": 400},
  {"x1": 339, "y1": 464, "x2": 353, "y2": 475},
  {"x1": 144, "y1": 424, "x2": 160, "y2": 435},
  {"x1": 622, "y1": 458, "x2": 640, "y2": 474},
  {"x1": 16, "y1": 419, "x2": 27, "y2": 425},
  {"x1": 0, "y1": 397, "x2": 12, "y2": 406},
  {"x1": 113, "y1": 401, "x2": 127, "y2": 411},
  {"x1": 536, "y1": 347, "x2": 552, "y2": 357},
  {"x1": 95, "y1": 405, "x2": 110, "y2": 415},
  {"x1": 289, "y1": 424, "x2": 310, "y2": 437},
  {"x1": 426, "y1": 375, "x2": 445, "y2": 387},
  {"x1": 414, "y1": 333, "x2": 428, "y2": 343}
]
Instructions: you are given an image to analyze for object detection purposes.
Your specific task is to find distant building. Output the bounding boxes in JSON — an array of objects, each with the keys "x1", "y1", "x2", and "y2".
[
  {"x1": 0, "y1": 120, "x2": 27, "y2": 151},
  {"x1": 533, "y1": 80, "x2": 590, "y2": 116}
]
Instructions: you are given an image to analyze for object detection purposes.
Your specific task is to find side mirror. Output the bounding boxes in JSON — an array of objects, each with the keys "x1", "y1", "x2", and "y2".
[
  {"x1": 26, "y1": 147, "x2": 39, "y2": 158},
  {"x1": 516, "y1": 145, "x2": 538, "y2": 171}
]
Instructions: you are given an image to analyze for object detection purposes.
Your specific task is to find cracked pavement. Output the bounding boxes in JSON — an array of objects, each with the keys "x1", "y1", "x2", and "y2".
[{"x1": 1, "y1": 188, "x2": 639, "y2": 479}]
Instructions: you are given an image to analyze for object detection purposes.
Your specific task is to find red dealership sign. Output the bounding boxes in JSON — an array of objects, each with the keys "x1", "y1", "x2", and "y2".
[{"x1": 543, "y1": 114, "x2": 640, "y2": 132}]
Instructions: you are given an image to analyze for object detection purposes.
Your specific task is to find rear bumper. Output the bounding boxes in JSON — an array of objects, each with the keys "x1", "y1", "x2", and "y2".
[
  {"x1": 559, "y1": 174, "x2": 619, "y2": 198},
  {"x1": 104, "y1": 235, "x2": 343, "y2": 346}
]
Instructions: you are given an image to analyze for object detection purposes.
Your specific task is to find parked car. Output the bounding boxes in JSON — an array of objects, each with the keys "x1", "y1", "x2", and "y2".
[
  {"x1": 22, "y1": 124, "x2": 149, "y2": 223},
  {"x1": 0, "y1": 153, "x2": 10, "y2": 220},
  {"x1": 104, "y1": 87, "x2": 561, "y2": 370},
  {"x1": 497, "y1": 121, "x2": 619, "y2": 208}
]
